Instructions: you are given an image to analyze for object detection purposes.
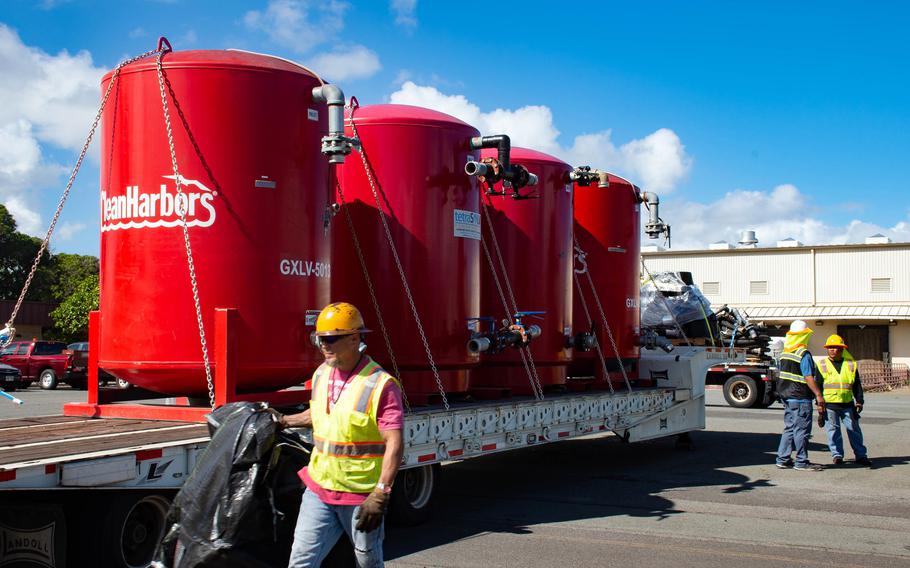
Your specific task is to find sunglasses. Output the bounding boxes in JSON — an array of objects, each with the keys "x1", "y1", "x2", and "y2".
[{"x1": 317, "y1": 334, "x2": 354, "y2": 346}]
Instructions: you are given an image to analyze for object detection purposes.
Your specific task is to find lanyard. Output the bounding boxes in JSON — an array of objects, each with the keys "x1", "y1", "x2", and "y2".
[{"x1": 325, "y1": 354, "x2": 364, "y2": 415}]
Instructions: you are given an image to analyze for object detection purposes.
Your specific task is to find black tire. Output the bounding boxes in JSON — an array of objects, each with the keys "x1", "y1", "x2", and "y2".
[
  {"x1": 103, "y1": 493, "x2": 171, "y2": 568},
  {"x1": 2, "y1": 384, "x2": 14, "y2": 392},
  {"x1": 388, "y1": 464, "x2": 439, "y2": 526},
  {"x1": 723, "y1": 375, "x2": 759, "y2": 408},
  {"x1": 38, "y1": 369, "x2": 58, "y2": 390}
]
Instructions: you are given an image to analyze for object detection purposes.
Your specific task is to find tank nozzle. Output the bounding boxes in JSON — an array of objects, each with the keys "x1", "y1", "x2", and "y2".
[
  {"x1": 467, "y1": 336, "x2": 491, "y2": 353},
  {"x1": 465, "y1": 161, "x2": 489, "y2": 177}
]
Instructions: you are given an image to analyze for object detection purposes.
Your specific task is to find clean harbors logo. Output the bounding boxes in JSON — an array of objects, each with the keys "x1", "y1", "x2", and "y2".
[
  {"x1": 0, "y1": 523, "x2": 56, "y2": 568},
  {"x1": 101, "y1": 175, "x2": 217, "y2": 232}
]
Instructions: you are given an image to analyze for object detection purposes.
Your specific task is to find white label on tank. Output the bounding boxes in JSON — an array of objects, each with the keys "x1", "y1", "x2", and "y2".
[
  {"x1": 307, "y1": 109, "x2": 319, "y2": 121},
  {"x1": 453, "y1": 209, "x2": 480, "y2": 240}
]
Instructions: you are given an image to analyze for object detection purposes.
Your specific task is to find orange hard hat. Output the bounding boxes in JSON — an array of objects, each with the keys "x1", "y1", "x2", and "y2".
[
  {"x1": 823, "y1": 334, "x2": 848, "y2": 349},
  {"x1": 314, "y1": 302, "x2": 371, "y2": 336}
]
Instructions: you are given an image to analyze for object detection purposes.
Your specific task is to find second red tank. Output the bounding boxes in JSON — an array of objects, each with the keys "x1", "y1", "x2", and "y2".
[{"x1": 333, "y1": 104, "x2": 481, "y2": 401}]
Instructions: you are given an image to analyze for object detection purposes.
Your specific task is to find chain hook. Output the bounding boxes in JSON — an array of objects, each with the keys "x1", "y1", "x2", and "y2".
[{"x1": 157, "y1": 37, "x2": 173, "y2": 53}]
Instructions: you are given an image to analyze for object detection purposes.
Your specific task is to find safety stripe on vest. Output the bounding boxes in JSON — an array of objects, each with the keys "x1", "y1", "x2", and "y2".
[
  {"x1": 824, "y1": 383, "x2": 852, "y2": 390},
  {"x1": 779, "y1": 372, "x2": 808, "y2": 384},
  {"x1": 313, "y1": 436, "x2": 386, "y2": 458},
  {"x1": 355, "y1": 363, "x2": 382, "y2": 414}
]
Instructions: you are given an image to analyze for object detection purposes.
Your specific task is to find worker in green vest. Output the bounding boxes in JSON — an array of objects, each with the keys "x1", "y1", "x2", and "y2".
[
  {"x1": 775, "y1": 320, "x2": 825, "y2": 471},
  {"x1": 277, "y1": 302, "x2": 405, "y2": 567},
  {"x1": 816, "y1": 334, "x2": 871, "y2": 466}
]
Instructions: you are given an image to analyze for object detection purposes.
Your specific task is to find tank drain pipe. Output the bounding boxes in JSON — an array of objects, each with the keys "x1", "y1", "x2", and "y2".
[
  {"x1": 312, "y1": 84, "x2": 359, "y2": 163},
  {"x1": 464, "y1": 135, "x2": 538, "y2": 191}
]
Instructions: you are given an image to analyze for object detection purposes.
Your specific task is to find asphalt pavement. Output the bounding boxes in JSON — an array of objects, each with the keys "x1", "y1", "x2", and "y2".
[
  {"x1": 385, "y1": 390, "x2": 910, "y2": 568},
  {"x1": 3, "y1": 384, "x2": 909, "y2": 567}
]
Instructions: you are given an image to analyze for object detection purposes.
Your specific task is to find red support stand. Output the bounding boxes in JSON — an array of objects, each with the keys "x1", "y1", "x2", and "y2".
[{"x1": 63, "y1": 308, "x2": 313, "y2": 423}]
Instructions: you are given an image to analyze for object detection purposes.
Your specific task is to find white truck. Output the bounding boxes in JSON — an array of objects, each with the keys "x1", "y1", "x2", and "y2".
[{"x1": 0, "y1": 345, "x2": 738, "y2": 567}]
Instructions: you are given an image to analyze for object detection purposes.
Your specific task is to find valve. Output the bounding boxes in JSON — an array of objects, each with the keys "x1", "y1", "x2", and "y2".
[
  {"x1": 568, "y1": 166, "x2": 609, "y2": 188},
  {"x1": 568, "y1": 332, "x2": 596, "y2": 352},
  {"x1": 465, "y1": 135, "x2": 539, "y2": 195},
  {"x1": 466, "y1": 311, "x2": 544, "y2": 354},
  {"x1": 312, "y1": 84, "x2": 360, "y2": 164}
]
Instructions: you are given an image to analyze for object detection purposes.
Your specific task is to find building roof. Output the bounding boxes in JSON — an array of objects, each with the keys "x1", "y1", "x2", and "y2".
[
  {"x1": 0, "y1": 301, "x2": 57, "y2": 327},
  {"x1": 642, "y1": 240, "x2": 910, "y2": 257},
  {"x1": 730, "y1": 305, "x2": 910, "y2": 321}
]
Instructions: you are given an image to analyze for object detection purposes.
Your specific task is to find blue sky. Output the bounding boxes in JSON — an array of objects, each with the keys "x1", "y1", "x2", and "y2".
[{"x1": 2, "y1": 0, "x2": 908, "y2": 255}]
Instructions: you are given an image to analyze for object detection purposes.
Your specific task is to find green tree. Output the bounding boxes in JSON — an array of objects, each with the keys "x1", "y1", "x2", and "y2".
[
  {"x1": 47, "y1": 253, "x2": 100, "y2": 302},
  {"x1": 50, "y1": 274, "x2": 99, "y2": 342},
  {"x1": 0, "y1": 204, "x2": 53, "y2": 302}
]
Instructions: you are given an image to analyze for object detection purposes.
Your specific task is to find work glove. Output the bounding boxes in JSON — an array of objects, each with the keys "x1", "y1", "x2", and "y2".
[{"x1": 355, "y1": 490, "x2": 390, "y2": 533}]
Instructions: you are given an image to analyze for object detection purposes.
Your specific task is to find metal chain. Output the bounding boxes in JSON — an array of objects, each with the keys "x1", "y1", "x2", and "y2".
[
  {"x1": 480, "y1": 233, "x2": 542, "y2": 400},
  {"x1": 347, "y1": 110, "x2": 449, "y2": 410},
  {"x1": 335, "y1": 182, "x2": 411, "y2": 413},
  {"x1": 640, "y1": 257, "x2": 691, "y2": 346},
  {"x1": 572, "y1": 270, "x2": 614, "y2": 394},
  {"x1": 155, "y1": 45, "x2": 216, "y2": 409},
  {"x1": 479, "y1": 197, "x2": 544, "y2": 400},
  {"x1": 573, "y1": 237, "x2": 630, "y2": 390},
  {"x1": 1, "y1": 46, "x2": 164, "y2": 349}
]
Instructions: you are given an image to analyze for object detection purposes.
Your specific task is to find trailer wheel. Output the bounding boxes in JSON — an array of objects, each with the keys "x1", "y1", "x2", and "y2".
[
  {"x1": 388, "y1": 464, "x2": 439, "y2": 526},
  {"x1": 38, "y1": 369, "x2": 58, "y2": 390},
  {"x1": 104, "y1": 493, "x2": 171, "y2": 568},
  {"x1": 723, "y1": 375, "x2": 758, "y2": 408}
]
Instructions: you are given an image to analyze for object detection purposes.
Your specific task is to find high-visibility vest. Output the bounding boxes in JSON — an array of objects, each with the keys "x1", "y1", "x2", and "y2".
[
  {"x1": 307, "y1": 357, "x2": 399, "y2": 493},
  {"x1": 817, "y1": 358, "x2": 857, "y2": 404},
  {"x1": 778, "y1": 347, "x2": 809, "y2": 384}
]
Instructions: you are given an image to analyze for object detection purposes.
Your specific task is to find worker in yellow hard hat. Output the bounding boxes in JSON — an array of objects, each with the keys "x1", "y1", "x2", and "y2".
[
  {"x1": 816, "y1": 334, "x2": 871, "y2": 466},
  {"x1": 775, "y1": 320, "x2": 826, "y2": 471},
  {"x1": 275, "y1": 302, "x2": 405, "y2": 567}
]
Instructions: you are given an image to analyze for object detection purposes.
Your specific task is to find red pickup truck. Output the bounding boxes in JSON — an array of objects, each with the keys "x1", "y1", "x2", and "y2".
[{"x1": 0, "y1": 340, "x2": 85, "y2": 390}]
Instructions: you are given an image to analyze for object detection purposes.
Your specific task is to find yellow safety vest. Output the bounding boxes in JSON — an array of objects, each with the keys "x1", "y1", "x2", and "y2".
[
  {"x1": 817, "y1": 358, "x2": 857, "y2": 404},
  {"x1": 778, "y1": 347, "x2": 809, "y2": 384},
  {"x1": 307, "y1": 357, "x2": 399, "y2": 493}
]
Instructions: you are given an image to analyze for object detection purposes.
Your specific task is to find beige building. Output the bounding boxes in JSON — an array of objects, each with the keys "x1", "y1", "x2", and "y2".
[{"x1": 641, "y1": 235, "x2": 910, "y2": 365}]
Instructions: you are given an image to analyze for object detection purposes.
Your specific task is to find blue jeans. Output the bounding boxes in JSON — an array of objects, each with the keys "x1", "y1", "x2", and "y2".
[
  {"x1": 825, "y1": 406, "x2": 867, "y2": 459},
  {"x1": 777, "y1": 399, "x2": 813, "y2": 466},
  {"x1": 288, "y1": 488, "x2": 384, "y2": 568}
]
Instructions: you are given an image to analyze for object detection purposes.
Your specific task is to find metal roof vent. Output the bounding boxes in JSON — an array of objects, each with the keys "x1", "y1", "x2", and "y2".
[
  {"x1": 709, "y1": 241, "x2": 734, "y2": 250},
  {"x1": 776, "y1": 237, "x2": 802, "y2": 248},
  {"x1": 865, "y1": 234, "x2": 891, "y2": 244},
  {"x1": 737, "y1": 230, "x2": 758, "y2": 248}
]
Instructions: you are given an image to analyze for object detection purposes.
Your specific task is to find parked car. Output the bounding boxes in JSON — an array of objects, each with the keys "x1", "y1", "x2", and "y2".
[
  {"x1": 65, "y1": 342, "x2": 130, "y2": 389},
  {"x1": 0, "y1": 362, "x2": 21, "y2": 391},
  {"x1": 0, "y1": 340, "x2": 83, "y2": 390}
]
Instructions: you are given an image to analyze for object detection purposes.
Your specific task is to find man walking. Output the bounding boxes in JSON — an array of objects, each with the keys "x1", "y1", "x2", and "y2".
[
  {"x1": 776, "y1": 320, "x2": 826, "y2": 471},
  {"x1": 817, "y1": 334, "x2": 871, "y2": 466},
  {"x1": 277, "y1": 302, "x2": 404, "y2": 568}
]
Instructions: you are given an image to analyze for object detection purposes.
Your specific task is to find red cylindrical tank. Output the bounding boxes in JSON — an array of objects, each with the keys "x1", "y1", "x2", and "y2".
[
  {"x1": 473, "y1": 148, "x2": 574, "y2": 394},
  {"x1": 98, "y1": 50, "x2": 332, "y2": 395},
  {"x1": 333, "y1": 104, "x2": 481, "y2": 399},
  {"x1": 571, "y1": 174, "x2": 641, "y2": 385}
]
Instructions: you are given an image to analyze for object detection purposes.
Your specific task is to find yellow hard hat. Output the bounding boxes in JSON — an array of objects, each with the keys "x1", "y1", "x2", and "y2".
[
  {"x1": 823, "y1": 334, "x2": 848, "y2": 349},
  {"x1": 314, "y1": 302, "x2": 371, "y2": 336}
]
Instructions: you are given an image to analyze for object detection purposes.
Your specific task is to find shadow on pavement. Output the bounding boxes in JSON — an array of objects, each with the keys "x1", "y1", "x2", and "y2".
[{"x1": 384, "y1": 429, "x2": 794, "y2": 560}]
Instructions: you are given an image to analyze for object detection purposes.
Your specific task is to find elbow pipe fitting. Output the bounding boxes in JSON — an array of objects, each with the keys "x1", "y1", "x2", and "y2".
[
  {"x1": 641, "y1": 191, "x2": 670, "y2": 240},
  {"x1": 569, "y1": 167, "x2": 610, "y2": 188},
  {"x1": 470, "y1": 135, "x2": 511, "y2": 172},
  {"x1": 312, "y1": 84, "x2": 356, "y2": 164}
]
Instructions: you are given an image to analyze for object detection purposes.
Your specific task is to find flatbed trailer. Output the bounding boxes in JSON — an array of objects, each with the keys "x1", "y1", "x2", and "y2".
[{"x1": 0, "y1": 346, "x2": 737, "y2": 567}]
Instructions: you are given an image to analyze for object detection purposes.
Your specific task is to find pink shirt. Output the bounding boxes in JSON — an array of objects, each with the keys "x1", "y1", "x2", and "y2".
[{"x1": 299, "y1": 357, "x2": 404, "y2": 505}]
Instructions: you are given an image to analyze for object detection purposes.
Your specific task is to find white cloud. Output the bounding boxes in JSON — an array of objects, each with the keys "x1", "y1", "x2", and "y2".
[
  {"x1": 243, "y1": 0, "x2": 348, "y2": 54},
  {"x1": 663, "y1": 184, "x2": 910, "y2": 249},
  {"x1": 56, "y1": 221, "x2": 86, "y2": 241},
  {"x1": 4, "y1": 195, "x2": 43, "y2": 235},
  {"x1": 390, "y1": 0, "x2": 417, "y2": 28},
  {"x1": 389, "y1": 81, "x2": 692, "y2": 192},
  {"x1": 307, "y1": 45, "x2": 381, "y2": 81},
  {"x1": 128, "y1": 27, "x2": 147, "y2": 39},
  {"x1": 0, "y1": 24, "x2": 103, "y2": 235}
]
